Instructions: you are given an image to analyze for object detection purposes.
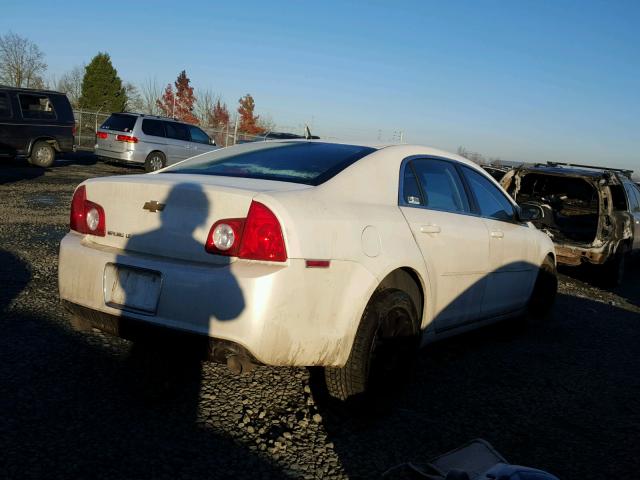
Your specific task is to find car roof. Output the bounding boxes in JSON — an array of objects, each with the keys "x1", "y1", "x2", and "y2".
[
  {"x1": 111, "y1": 112, "x2": 184, "y2": 123},
  {"x1": 516, "y1": 162, "x2": 634, "y2": 180},
  {"x1": 0, "y1": 85, "x2": 66, "y2": 96}
]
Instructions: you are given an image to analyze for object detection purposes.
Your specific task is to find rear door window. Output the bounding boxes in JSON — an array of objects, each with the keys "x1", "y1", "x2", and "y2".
[
  {"x1": 408, "y1": 159, "x2": 470, "y2": 213},
  {"x1": 189, "y1": 126, "x2": 210, "y2": 144},
  {"x1": 463, "y1": 167, "x2": 515, "y2": 221},
  {"x1": 142, "y1": 119, "x2": 166, "y2": 137},
  {"x1": 164, "y1": 122, "x2": 190, "y2": 141},
  {"x1": 100, "y1": 114, "x2": 136, "y2": 132},
  {"x1": 18, "y1": 94, "x2": 56, "y2": 120},
  {"x1": 0, "y1": 93, "x2": 11, "y2": 118}
]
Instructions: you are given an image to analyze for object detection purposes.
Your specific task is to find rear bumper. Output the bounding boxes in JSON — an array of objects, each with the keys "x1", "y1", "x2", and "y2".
[
  {"x1": 62, "y1": 300, "x2": 258, "y2": 364},
  {"x1": 555, "y1": 242, "x2": 615, "y2": 266},
  {"x1": 58, "y1": 233, "x2": 376, "y2": 367},
  {"x1": 95, "y1": 146, "x2": 145, "y2": 164}
]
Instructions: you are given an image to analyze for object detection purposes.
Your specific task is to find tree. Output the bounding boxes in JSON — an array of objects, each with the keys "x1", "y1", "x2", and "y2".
[
  {"x1": 156, "y1": 70, "x2": 198, "y2": 124},
  {"x1": 52, "y1": 65, "x2": 84, "y2": 107},
  {"x1": 0, "y1": 32, "x2": 47, "y2": 88},
  {"x1": 237, "y1": 94, "x2": 264, "y2": 135},
  {"x1": 79, "y1": 52, "x2": 127, "y2": 112},
  {"x1": 124, "y1": 82, "x2": 144, "y2": 112},
  {"x1": 139, "y1": 77, "x2": 162, "y2": 115},
  {"x1": 211, "y1": 99, "x2": 230, "y2": 128}
]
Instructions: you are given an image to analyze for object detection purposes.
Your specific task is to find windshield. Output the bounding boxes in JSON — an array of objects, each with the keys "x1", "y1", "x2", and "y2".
[{"x1": 164, "y1": 141, "x2": 376, "y2": 186}]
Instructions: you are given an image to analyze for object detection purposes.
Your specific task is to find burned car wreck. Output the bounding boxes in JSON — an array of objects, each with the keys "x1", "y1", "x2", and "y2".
[{"x1": 502, "y1": 162, "x2": 639, "y2": 285}]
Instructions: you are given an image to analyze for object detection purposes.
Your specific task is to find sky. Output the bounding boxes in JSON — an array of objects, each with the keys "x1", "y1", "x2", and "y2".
[{"x1": 2, "y1": 0, "x2": 638, "y2": 170}]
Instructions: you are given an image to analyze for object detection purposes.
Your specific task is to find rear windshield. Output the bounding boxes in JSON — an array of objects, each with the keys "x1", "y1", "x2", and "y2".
[
  {"x1": 164, "y1": 142, "x2": 376, "y2": 185},
  {"x1": 100, "y1": 113, "x2": 136, "y2": 133}
]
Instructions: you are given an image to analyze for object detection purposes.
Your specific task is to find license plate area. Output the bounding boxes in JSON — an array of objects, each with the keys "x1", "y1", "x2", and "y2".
[{"x1": 103, "y1": 263, "x2": 162, "y2": 315}]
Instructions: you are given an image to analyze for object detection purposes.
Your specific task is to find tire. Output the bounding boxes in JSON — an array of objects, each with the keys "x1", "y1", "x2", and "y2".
[
  {"x1": 29, "y1": 141, "x2": 56, "y2": 167},
  {"x1": 602, "y1": 250, "x2": 626, "y2": 287},
  {"x1": 528, "y1": 255, "x2": 558, "y2": 316},
  {"x1": 145, "y1": 151, "x2": 166, "y2": 172},
  {"x1": 324, "y1": 289, "x2": 419, "y2": 402}
]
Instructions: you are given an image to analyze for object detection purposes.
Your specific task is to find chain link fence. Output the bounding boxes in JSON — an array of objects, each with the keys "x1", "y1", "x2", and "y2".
[{"x1": 73, "y1": 109, "x2": 110, "y2": 150}]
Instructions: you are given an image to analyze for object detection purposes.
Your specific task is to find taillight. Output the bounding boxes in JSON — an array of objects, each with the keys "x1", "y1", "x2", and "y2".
[
  {"x1": 70, "y1": 185, "x2": 106, "y2": 236},
  {"x1": 205, "y1": 201, "x2": 287, "y2": 262},
  {"x1": 72, "y1": 125, "x2": 77, "y2": 136},
  {"x1": 205, "y1": 218, "x2": 245, "y2": 256},
  {"x1": 116, "y1": 134, "x2": 138, "y2": 143},
  {"x1": 96, "y1": 131, "x2": 108, "y2": 139}
]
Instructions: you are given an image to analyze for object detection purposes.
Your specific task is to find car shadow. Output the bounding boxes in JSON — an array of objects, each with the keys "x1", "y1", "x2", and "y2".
[
  {"x1": 0, "y1": 152, "x2": 99, "y2": 185},
  {"x1": 313, "y1": 291, "x2": 640, "y2": 479},
  {"x1": 0, "y1": 248, "x2": 31, "y2": 312}
]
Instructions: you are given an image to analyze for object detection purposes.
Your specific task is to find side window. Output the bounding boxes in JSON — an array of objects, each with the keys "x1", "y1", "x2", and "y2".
[
  {"x1": 142, "y1": 119, "x2": 166, "y2": 137},
  {"x1": 402, "y1": 165, "x2": 423, "y2": 205},
  {"x1": 0, "y1": 93, "x2": 11, "y2": 118},
  {"x1": 18, "y1": 94, "x2": 56, "y2": 120},
  {"x1": 410, "y1": 159, "x2": 470, "y2": 213},
  {"x1": 189, "y1": 126, "x2": 210, "y2": 144},
  {"x1": 624, "y1": 184, "x2": 640, "y2": 212},
  {"x1": 164, "y1": 122, "x2": 190, "y2": 141},
  {"x1": 463, "y1": 167, "x2": 516, "y2": 221}
]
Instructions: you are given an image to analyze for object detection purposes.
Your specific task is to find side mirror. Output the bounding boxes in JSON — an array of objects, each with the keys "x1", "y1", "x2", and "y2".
[
  {"x1": 517, "y1": 203, "x2": 544, "y2": 222},
  {"x1": 209, "y1": 138, "x2": 216, "y2": 146}
]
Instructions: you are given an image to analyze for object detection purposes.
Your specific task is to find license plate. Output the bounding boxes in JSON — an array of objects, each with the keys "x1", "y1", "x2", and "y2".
[{"x1": 104, "y1": 264, "x2": 162, "y2": 314}]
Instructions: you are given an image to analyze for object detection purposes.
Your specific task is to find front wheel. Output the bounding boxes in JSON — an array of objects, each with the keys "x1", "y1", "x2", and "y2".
[
  {"x1": 527, "y1": 255, "x2": 558, "y2": 316},
  {"x1": 324, "y1": 289, "x2": 419, "y2": 402},
  {"x1": 29, "y1": 141, "x2": 56, "y2": 167}
]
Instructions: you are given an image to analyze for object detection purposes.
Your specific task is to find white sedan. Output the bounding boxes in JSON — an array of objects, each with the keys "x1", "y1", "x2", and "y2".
[{"x1": 58, "y1": 141, "x2": 557, "y2": 400}]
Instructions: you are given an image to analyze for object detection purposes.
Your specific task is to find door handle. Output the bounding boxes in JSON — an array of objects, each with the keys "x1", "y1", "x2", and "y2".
[
  {"x1": 420, "y1": 224, "x2": 441, "y2": 234},
  {"x1": 490, "y1": 230, "x2": 504, "y2": 238}
]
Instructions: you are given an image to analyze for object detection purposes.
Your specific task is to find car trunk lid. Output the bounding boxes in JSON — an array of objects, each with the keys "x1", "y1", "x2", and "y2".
[{"x1": 80, "y1": 174, "x2": 310, "y2": 264}]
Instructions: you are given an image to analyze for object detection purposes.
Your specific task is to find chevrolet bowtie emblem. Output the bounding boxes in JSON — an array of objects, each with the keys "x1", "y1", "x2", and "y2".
[{"x1": 143, "y1": 200, "x2": 165, "y2": 213}]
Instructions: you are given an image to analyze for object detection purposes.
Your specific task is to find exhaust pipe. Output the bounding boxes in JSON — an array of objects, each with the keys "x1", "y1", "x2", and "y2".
[{"x1": 226, "y1": 354, "x2": 256, "y2": 375}]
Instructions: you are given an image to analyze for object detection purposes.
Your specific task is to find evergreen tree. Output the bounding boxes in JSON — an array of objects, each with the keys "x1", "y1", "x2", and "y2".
[{"x1": 79, "y1": 52, "x2": 126, "y2": 112}]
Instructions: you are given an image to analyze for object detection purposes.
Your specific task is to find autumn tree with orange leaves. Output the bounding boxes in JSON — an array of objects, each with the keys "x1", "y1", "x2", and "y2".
[
  {"x1": 237, "y1": 94, "x2": 264, "y2": 135},
  {"x1": 156, "y1": 70, "x2": 199, "y2": 124},
  {"x1": 210, "y1": 99, "x2": 230, "y2": 128}
]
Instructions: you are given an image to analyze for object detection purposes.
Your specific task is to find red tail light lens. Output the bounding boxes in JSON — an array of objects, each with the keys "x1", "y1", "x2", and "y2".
[
  {"x1": 116, "y1": 134, "x2": 138, "y2": 143},
  {"x1": 205, "y1": 201, "x2": 287, "y2": 262},
  {"x1": 96, "y1": 131, "x2": 108, "y2": 139},
  {"x1": 72, "y1": 125, "x2": 77, "y2": 136},
  {"x1": 70, "y1": 185, "x2": 106, "y2": 236},
  {"x1": 239, "y1": 202, "x2": 287, "y2": 262}
]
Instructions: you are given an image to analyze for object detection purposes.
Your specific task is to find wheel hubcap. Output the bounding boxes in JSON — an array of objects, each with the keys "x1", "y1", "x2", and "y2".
[{"x1": 150, "y1": 157, "x2": 163, "y2": 170}]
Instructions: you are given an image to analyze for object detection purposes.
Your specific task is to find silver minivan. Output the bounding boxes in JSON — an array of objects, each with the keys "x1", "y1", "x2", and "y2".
[{"x1": 95, "y1": 113, "x2": 219, "y2": 172}]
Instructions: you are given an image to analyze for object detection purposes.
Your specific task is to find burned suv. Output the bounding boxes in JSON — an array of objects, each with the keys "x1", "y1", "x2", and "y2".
[{"x1": 502, "y1": 162, "x2": 640, "y2": 285}]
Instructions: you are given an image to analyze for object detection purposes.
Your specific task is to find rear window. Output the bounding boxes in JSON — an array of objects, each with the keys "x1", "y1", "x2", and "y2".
[
  {"x1": 100, "y1": 114, "x2": 136, "y2": 132},
  {"x1": 165, "y1": 142, "x2": 376, "y2": 186}
]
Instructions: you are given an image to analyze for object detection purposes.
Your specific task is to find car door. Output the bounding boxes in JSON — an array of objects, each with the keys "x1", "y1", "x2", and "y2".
[
  {"x1": 188, "y1": 125, "x2": 217, "y2": 155},
  {"x1": 0, "y1": 91, "x2": 13, "y2": 156},
  {"x1": 399, "y1": 158, "x2": 490, "y2": 331},
  {"x1": 163, "y1": 121, "x2": 192, "y2": 163},
  {"x1": 461, "y1": 166, "x2": 538, "y2": 316},
  {"x1": 623, "y1": 183, "x2": 640, "y2": 251}
]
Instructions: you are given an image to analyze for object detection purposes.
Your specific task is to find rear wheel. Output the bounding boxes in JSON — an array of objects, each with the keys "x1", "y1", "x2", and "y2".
[
  {"x1": 145, "y1": 151, "x2": 166, "y2": 172},
  {"x1": 528, "y1": 255, "x2": 558, "y2": 316},
  {"x1": 603, "y1": 250, "x2": 627, "y2": 287},
  {"x1": 324, "y1": 289, "x2": 419, "y2": 402},
  {"x1": 29, "y1": 141, "x2": 56, "y2": 167}
]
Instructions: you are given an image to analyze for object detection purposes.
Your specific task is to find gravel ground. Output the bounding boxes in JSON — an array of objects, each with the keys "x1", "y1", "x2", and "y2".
[{"x1": 1, "y1": 154, "x2": 639, "y2": 479}]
